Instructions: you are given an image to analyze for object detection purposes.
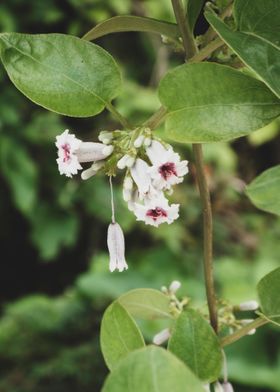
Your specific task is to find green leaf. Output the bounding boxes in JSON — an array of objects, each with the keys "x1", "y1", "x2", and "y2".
[
  {"x1": 118, "y1": 289, "x2": 172, "y2": 320},
  {"x1": 100, "y1": 302, "x2": 145, "y2": 371},
  {"x1": 246, "y1": 165, "x2": 280, "y2": 216},
  {"x1": 102, "y1": 346, "x2": 205, "y2": 392},
  {"x1": 168, "y1": 309, "x2": 223, "y2": 382},
  {"x1": 83, "y1": 16, "x2": 179, "y2": 41},
  {"x1": 205, "y1": 0, "x2": 280, "y2": 98},
  {"x1": 0, "y1": 33, "x2": 122, "y2": 117},
  {"x1": 257, "y1": 267, "x2": 280, "y2": 324},
  {"x1": 186, "y1": 0, "x2": 204, "y2": 32},
  {"x1": 158, "y1": 62, "x2": 280, "y2": 143}
]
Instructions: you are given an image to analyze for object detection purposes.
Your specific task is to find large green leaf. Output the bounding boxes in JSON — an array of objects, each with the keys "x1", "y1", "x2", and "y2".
[
  {"x1": 246, "y1": 165, "x2": 280, "y2": 216},
  {"x1": 186, "y1": 0, "x2": 204, "y2": 32},
  {"x1": 102, "y1": 346, "x2": 205, "y2": 392},
  {"x1": 118, "y1": 289, "x2": 172, "y2": 320},
  {"x1": 83, "y1": 16, "x2": 179, "y2": 41},
  {"x1": 168, "y1": 309, "x2": 223, "y2": 382},
  {"x1": 257, "y1": 267, "x2": 280, "y2": 324},
  {"x1": 0, "y1": 33, "x2": 122, "y2": 117},
  {"x1": 100, "y1": 302, "x2": 145, "y2": 371},
  {"x1": 158, "y1": 62, "x2": 280, "y2": 143},
  {"x1": 206, "y1": 0, "x2": 280, "y2": 98}
]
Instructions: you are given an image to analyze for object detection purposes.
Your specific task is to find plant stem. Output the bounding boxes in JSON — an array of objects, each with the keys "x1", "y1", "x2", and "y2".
[
  {"x1": 193, "y1": 144, "x2": 218, "y2": 332},
  {"x1": 221, "y1": 318, "x2": 268, "y2": 347},
  {"x1": 106, "y1": 101, "x2": 131, "y2": 129},
  {"x1": 143, "y1": 106, "x2": 168, "y2": 129},
  {"x1": 171, "y1": 0, "x2": 197, "y2": 60},
  {"x1": 171, "y1": 0, "x2": 218, "y2": 333},
  {"x1": 203, "y1": 1, "x2": 233, "y2": 45},
  {"x1": 189, "y1": 37, "x2": 224, "y2": 63}
]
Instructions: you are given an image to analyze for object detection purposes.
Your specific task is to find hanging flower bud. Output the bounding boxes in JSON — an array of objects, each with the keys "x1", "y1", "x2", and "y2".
[
  {"x1": 56, "y1": 130, "x2": 112, "y2": 178},
  {"x1": 169, "y1": 280, "x2": 181, "y2": 293},
  {"x1": 102, "y1": 145, "x2": 114, "y2": 156},
  {"x1": 107, "y1": 222, "x2": 128, "y2": 272},
  {"x1": 117, "y1": 154, "x2": 131, "y2": 169},
  {"x1": 238, "y1": 300, "x2": 259, "y2": 311},
  {"x1": 153, "y1": 328, "x2": 170, "y2": 345}
]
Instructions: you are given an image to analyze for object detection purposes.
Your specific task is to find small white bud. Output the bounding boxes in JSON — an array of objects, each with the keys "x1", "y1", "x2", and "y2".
[
  {"x1": 169, "y1": 280, "x2": 181, "y2": 293},
  {"x1": 107, "y1": 222, "x2": 128, "y2": 272},
  {"x1": 161, "y1": 286, "x2": 168, "y2": 293},
  {"x1": 123, "y1": 188, "x2": 132, "y2": 202},
  {"x1": 144, "y1": 137, "x2": 152, "y2": 147},
  {"x1": 124, "y1": 176, "x2": 133, "y2": 191},
  {"x1": 134, "y1": 135, "x2": 145, "y2": 148},
  {"x1": 238, "y1": 300, "x2": 259, "y2": 311},
  {"x1": 117, "y1": 154, "x2": 129, "y2": 170},
  {"x1": 203, "y1": 384, "x2": 211, "y2": 392},
  {"x1": 153, "y1": 328, "x2": 170, "y2": 345},
  {"x1": 102, "y1": 145, "x2": 114, "y2": 156},
  {"x1": 125, "y1": 156, "x2": 135, "y2": 168},
  {"x1": 98, "y1": 131, "x2": 113, "y2": 143},
  {"x1": 240, "y1": 319, "x2": 256, "y2": 335},
  {"x1": 81, "y1": 168, "x2": 97, "y2": 180},
  {"x1": 91, "y1": 161, "x2": 104, "y2": 171},
  {"x1": 222, "y1": 382, "x2": 234, "y2": 392}
]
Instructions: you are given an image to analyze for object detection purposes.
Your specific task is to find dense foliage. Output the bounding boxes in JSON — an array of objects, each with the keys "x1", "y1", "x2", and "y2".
[{"x1": 0, "y1": 0, "x2": 279, "y2": 391}]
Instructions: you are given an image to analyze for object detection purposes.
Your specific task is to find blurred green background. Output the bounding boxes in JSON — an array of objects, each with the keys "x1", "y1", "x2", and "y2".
[{"x1": 0, "y1": 0, "x2": 280, "y2": 391}]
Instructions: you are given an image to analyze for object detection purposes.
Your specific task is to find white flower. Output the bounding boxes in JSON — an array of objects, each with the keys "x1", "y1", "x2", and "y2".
[
  {"x1": 169, "y1": 280, "x2": 181, "y2": 293},
  {"x1": 238, "y1": 300, "x2": 259, "y2": 311},
  {"x1": 56, "y1": 129, "x2": 82, "y2": 177},
  {"x1": 153, "y1": 328, "x2": 170, "y2": 345},
  {"x1": 133, "y1": 193, "x2": 179, "y2": 227},
  {"x1": 214, "y1": 382, "x2": 223, "y2": 392},
  {"x1": 146, "y1": 140, "x2": 188, "y2": 190},
  {"x1": 56, "y1": 129, "x2": 112, "y2": 178},
  {"x1": 107, "y1": 222, "x2": 128, "y2": 272},
  {"x1": 130, "y1": 158, "x2": 158, "y2": 200}
]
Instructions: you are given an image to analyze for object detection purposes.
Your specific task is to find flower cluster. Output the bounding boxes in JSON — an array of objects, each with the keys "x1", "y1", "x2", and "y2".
[{"x1": 55, "y1": 127, "x2": 189, "y2": 271}]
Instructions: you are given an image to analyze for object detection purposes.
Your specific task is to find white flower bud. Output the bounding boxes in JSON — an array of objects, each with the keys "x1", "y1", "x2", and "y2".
[
  {"x1": 203, "y1": 384, "x2": 210, "y2": 392},
  {"x1": 153, "y1": 328, "x2": 170, "y2": 345},
  {"x1": 125, "y1": 156, "x2": 136, "y2": 168},
  {"x1": 222, "y1": 382, "x2": 234, "y2": 392},
  {"x1": 169, "y1": 280, "x2": 181, "y2": 293},
  {"x1": 81, "y1": 167, "x2": 97, "y2": 180},
  {"x1": 98, "y1": 131, "x2": 113, "y2": 143},
  {"x1": 107, "y1": 222, "x2": 128, "y2": 272},
  {"x1": 124, "y1": 176, "x2": 133, "y2": 191},
  {"x1": 102, "y1": 145, "x2": 114, "y2": 156},
  {"x1": 144, "y1": 137, "x2": 152, "y2": 146},
  {"x1": 240, "y1": 319, "x2": 256, "y2": 335},
  {"x1": 238, "y1": 300, "x2": 259, "y2": 311},
  {"x1": 91, "y1": 161, "x2": 104, "y2": 171},
  {"x1": 117, "y1": 154, "x2": 129, "y2": 169},
  {"x1": 134, "y1": 135, "x2": 145, "y2": 148},
  {"x1": 123, "y1": 188, "x2": 132, "y2": 202}
]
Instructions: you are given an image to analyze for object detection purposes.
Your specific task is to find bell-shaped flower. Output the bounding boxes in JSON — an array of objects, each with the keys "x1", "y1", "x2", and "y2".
[
  {"x1": 130, "y1": 158, "x2": 159, "y2": 200},
  {"x1": 132, "y1": 193, "x2": 179, "y2": 227},
  {"x1": 107, "y1": 222, "x2": 128, "y2": 272},
  {"x1": 146, "y1": 140, "x2": 188, "y2": 190},
  {"x1": 56, "y1": 129, "x2": 113, "y2": 178}
]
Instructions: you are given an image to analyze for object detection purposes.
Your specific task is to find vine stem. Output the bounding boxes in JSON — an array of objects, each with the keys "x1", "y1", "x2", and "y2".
[
  {"x1": 171, "y1": 0, "x2": 218, "y2": 332},
  {"x1": 221, "y1": 318, "x2": 268, "y2": 347},
  {"x1": 106, "y1": 101, "x2": 131, "y2": 129}
]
